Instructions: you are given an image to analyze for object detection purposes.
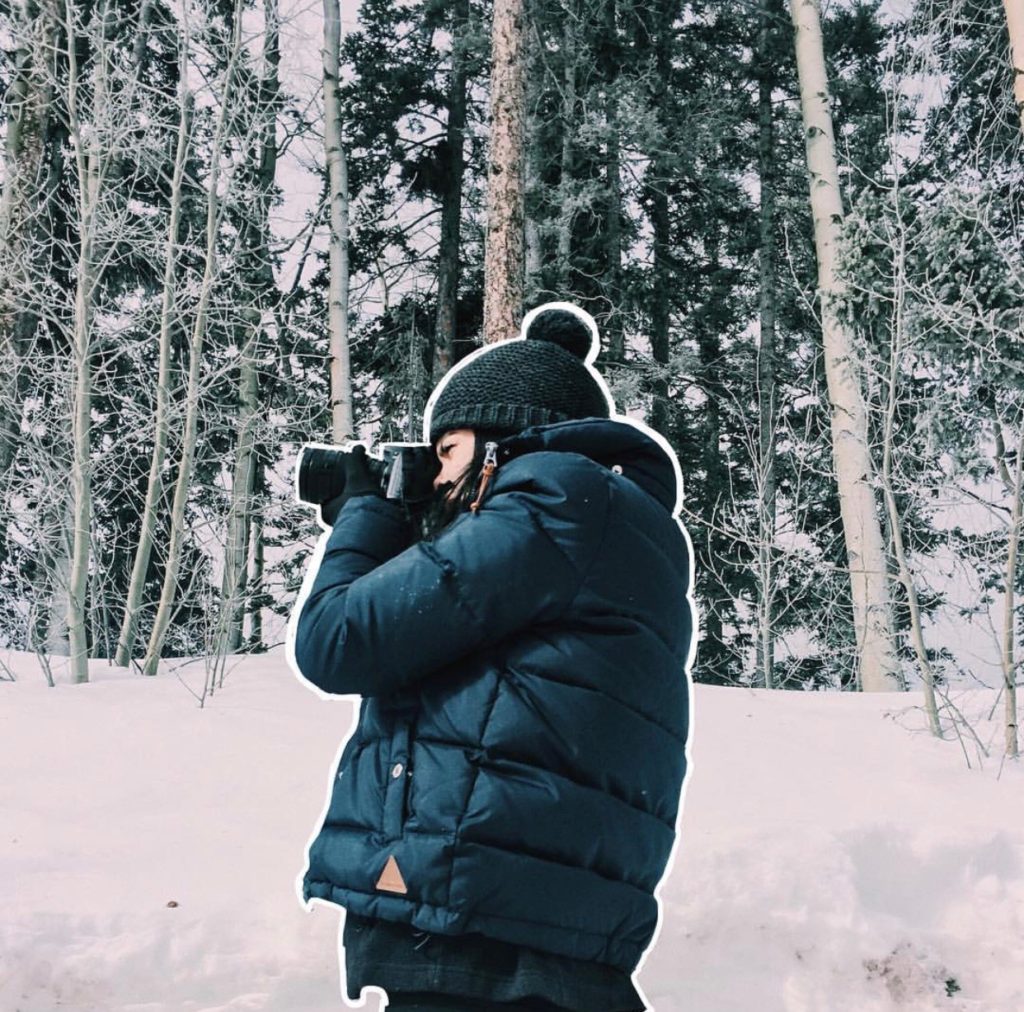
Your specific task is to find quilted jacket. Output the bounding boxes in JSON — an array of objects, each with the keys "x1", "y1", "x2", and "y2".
[{"x1": 293, "y1": 417, "x2": 693, "y2": 972}]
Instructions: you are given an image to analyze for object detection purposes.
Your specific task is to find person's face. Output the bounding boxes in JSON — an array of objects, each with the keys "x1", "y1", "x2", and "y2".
[{"x1": 433, "y1": 429, "x2": 476, "y2": 495}]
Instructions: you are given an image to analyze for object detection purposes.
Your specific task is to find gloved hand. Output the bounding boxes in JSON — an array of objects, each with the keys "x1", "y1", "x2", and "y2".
[{"x1": 319, "y1": 445, "x2": 381, "y2": 526}]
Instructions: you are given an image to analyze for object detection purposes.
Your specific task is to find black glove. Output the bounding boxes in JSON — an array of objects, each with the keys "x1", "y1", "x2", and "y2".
[{"x1": 319, "y1": 445, "x2": 381, "y2": 526}]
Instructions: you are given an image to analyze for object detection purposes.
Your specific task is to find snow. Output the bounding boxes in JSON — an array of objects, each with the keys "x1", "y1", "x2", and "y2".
[{"x1": 2, "y1": 652, "x2": 1022, "y2": 1012}]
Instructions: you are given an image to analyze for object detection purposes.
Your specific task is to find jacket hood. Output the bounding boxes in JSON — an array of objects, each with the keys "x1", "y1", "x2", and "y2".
[{"x1": 496, "y1": 417, "x2": 680, "y2": 514}]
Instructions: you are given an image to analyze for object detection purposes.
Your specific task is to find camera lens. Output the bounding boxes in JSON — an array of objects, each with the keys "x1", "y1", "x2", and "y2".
[{"x1": 297, "y1": 446, "x2": 348, "y2": 505}]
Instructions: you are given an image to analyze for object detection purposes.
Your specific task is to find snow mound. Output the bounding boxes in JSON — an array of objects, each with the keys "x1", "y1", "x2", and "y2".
[{"x1": 2, "y1": 651, "x2": 1021, "y2": 1011}]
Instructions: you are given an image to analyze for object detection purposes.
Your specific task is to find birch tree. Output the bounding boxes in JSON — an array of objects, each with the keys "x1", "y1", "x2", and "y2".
[
  {"x1": 1004, "y1": 0, "x2": 1024, "y2": 135},
  {"x1": 214, "y1": 0, "x2": 280, "y2": 674},
  {"x1": 47, "y1": 0, "x2": 171, "y2": 677},
  {"x1": 876, "y1": 206, "x2": 941, "y2": 734},
  {"x1": 113, "y1": 32, "x2": 191, "y2": 669},
  {"x1": 833, "y1": 0, "x2": 1023, "y2": 736},
  {"x1": 788, "y1": 0, "x2": 902, "y2": 692},
  {"x1": 62, "y1": 0, "x2": 119, "y2": 682},
  {"x1": 1000, "y1": 422, "x2": 1022, "y2": 758},
  {"x1": 483, "y1": 0, "x2": 526, "y2": 344},
  {"x1": 142, "y1": 2, "x2": 244, "y2": 677},
  {"x1": 754, "y1": 0, "x2": 782, "y2": 688},
  {"x1": 323, "y1": 0, "x2": 352, "y2": 441}
]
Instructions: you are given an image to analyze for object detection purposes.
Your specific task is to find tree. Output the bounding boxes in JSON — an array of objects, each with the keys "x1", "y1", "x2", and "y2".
[
  {"x1": 142, "y1": 0, "x2": 245, "y2": 677},
  {"x1": 788, "y1": 0, "x2": 902, "y2": 692},
  {"x1": 332, "y1": 0, "x2": 490, "y2": 432},
  {"x1": 0, "y1": 0, "x2": 194, "y2": 665},
  {"x1": 834, "y1": 0, "x2": 1024, "y2": 744},
  {"x1": 214, "y1": 0, "x2": 281, "y2": 672},
  {"x1": 873, "y1": 190, "x2": 942, "y2": 733},
  {"x1": 434, "y1": 0, "x2": 472, "y2": 374},
  {"x1": 753, "y1": 0, "x2": 786, "y2": 688},
  {"x1": 1004, "y1": 0, "x2": 1024, "y2": 136},
  {"x1": 0, "y1": 1, "x2": 61, "y2": 575},
  {"x1": 323, "y1": 0, "x2": 353, "y2": 441},
  {"x1": 114, "y1": 25, "x2": 192, "y2": 669},
  {"x1": 1000, "y1": 423, "x2": 1022, "y2": 758},
  {"x1": 483, "y1": 0, "x2": 526, "y2": 343},
  {"x1": 61, "y1": 0, "x2": 162, "y2": 681}
]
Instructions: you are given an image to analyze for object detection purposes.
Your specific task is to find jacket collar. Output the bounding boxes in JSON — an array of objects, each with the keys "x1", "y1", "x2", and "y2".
[{"x1": 497, "y1": 418, "x2": 680, "y2": 513}]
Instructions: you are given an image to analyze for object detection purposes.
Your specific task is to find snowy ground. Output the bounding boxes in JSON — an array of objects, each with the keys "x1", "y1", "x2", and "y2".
[{"x1": 2, "y1": 650, "x2": 1022, "y2": 1012}]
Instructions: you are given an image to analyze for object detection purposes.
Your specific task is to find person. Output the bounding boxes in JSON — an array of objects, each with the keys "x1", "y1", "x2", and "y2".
[{"x1": 290, "y1": 303, "x2": 694, "y2": 1011}]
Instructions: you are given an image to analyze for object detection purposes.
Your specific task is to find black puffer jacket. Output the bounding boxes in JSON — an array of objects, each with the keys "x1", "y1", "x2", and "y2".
[{"x1": 294, "y1": 418, "x2": 693, "y2": 973}]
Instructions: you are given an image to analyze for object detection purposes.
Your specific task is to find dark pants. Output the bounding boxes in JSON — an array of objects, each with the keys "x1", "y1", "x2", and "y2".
[{"x1": 385, "y1": 993, "x2": 570, "y2": 1011}]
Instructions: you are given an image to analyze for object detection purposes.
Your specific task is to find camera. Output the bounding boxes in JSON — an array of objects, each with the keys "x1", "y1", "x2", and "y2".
[{"x1": 296, "y1": 442, "x2": 438, "y2": 507}]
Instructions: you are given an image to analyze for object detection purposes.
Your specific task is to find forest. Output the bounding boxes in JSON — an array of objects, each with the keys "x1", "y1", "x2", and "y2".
[{"x1": 0, "y1": 0, "x2": 1022, "y2": 756}]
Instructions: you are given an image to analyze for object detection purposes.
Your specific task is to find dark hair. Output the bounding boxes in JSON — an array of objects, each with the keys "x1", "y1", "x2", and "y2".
[{"x1": 420, "y1": 429, "x2": 503, "y2": 541}]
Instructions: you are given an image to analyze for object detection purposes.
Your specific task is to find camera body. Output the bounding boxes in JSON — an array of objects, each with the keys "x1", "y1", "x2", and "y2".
[{"x1": 296, "y1": 441, "x2": 437, "y2": 507}]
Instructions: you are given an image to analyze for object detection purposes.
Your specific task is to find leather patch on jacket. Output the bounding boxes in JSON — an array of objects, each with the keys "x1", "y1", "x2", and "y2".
[{"x1": 375, "y1": 855, "x2": 408, "y2": 895}]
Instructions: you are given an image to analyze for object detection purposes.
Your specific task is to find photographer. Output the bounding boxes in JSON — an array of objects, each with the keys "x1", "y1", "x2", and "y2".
[{"x1": 291, "y1": 304, "x2": 693, "y2": 1011}]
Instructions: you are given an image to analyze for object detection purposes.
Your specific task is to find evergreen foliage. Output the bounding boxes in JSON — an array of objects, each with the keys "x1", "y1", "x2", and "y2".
[{"x1": 0, "y1": 0, "x2": 1019, "y2": 719}]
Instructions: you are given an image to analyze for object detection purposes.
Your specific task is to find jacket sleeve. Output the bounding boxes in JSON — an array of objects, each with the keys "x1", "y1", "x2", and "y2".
[{"x1": 292, "y1": 462, "x2": 610, "y2": 698}]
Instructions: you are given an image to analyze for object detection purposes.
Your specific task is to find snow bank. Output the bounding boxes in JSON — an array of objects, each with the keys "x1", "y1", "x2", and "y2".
[{"x1": 2, "y1": 651, "x2": 1021, "y2": 1011}]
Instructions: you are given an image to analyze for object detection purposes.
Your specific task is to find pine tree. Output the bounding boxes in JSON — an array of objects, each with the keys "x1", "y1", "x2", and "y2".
[{"x1": 483, "y1": 0, "x2": 526, "y2": 342}]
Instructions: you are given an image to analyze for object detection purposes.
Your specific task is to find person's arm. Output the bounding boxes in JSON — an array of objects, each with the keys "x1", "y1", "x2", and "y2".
[{"x1": 292, "y1": 461, "x2": 610, "y2": 698}]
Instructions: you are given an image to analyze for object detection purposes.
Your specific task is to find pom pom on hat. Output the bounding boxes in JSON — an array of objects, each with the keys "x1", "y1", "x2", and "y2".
[
  {"x1": 524, "y1": 304, "x2": 597, "y2": 361},
  {"x1": 426, "y1": 302, "x2": 610, "y2": 444}
]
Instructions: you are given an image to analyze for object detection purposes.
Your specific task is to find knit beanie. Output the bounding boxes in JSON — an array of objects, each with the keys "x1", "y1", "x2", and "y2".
[{"x1": 426, "y1": 304, "x2": 612, "y2": 444}]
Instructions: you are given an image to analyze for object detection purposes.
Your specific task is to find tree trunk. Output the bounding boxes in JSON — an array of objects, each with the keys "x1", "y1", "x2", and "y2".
[
  {"x1": 64, "y1": 0, "x2": 119, "y2": 682},
  {"x1": 1004, "y1": 0, "x2": 1024, "y2": 136},
  {"x1": 45, "y1": 561, "x2": 72, "y2": 656},
  {"x1": 648, "y1": 181, "x2": 670, "y2": 437},
  {"x1": 646, "y1": 0, "x2": 672, "y2": 437},
  {"x1": 0, "y1": 1, "x2": 53, "y2": 573},
  {"x1": 405, "y1": 308, "x2": 425, "y2": 440},
  {"x1": 0, "y1": 1, "x2": 43, "y2": 536},
  {"x1": 434, "y1": 0, "x2": 470, "y2": 376},
  {"x1": 483, "y1": 0, "x2": 526, "y2": 344},
  {"x1": 63, "y1": 0, "x2": 157, "y2": 675},
  {"x1": 323, "y1": 0, "x2": 353, "y2": 441},
  {"x1": 248, "y1": 458, "x2": 265, "y2": 651},
  {"x1": 217, "y1": 0, "x2": 279, "y2": 671},
  {"x1": 129, "y1": 0, "x2": 155, "y2": 80},
  {"x1": 0, "y1": 1, "x2": 44, "y2": 276},
  {"x1": 114, "y1": 50, "x2": 192, "y2": 668},
  {"x1": 1001, "y1": 423, "x2": 1023, "y2": 758},
  {"x1": 604, "y1": 83, "x2": 623, "y2": 361},
  {"x1": 219, "y1": 339, "x2": 260, "y2": 662},
  {"x1": 523, "y1": 12, "x2": 542, "y2": 302},
  {"x1": 881, "y1": 226, "x2": 942, "y2": 732},
  {"x1": 556, "y1": 14, "x2": 577, "y2": 293},
  {"x1": 42, "y1": 497, "x2": 73, "y2": 656},
  {"x1": 755, "y1": 0, "x2": 779, "y2": 689},
  {"x1": 789, "y1": 0, "x2": 902, "y2": 692},
  {"x1": 598, "y1": 0, "x2": 623, "y2": 360},
  {"x1": 697, "y1": 237, "x2": 732, "y2": 686},
  {"x1": 142, "y1": 6, "x2": 244, "y2": 677},
  {"x1": 66, "y1": 226, "x2": 95, "y2": 681}
]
